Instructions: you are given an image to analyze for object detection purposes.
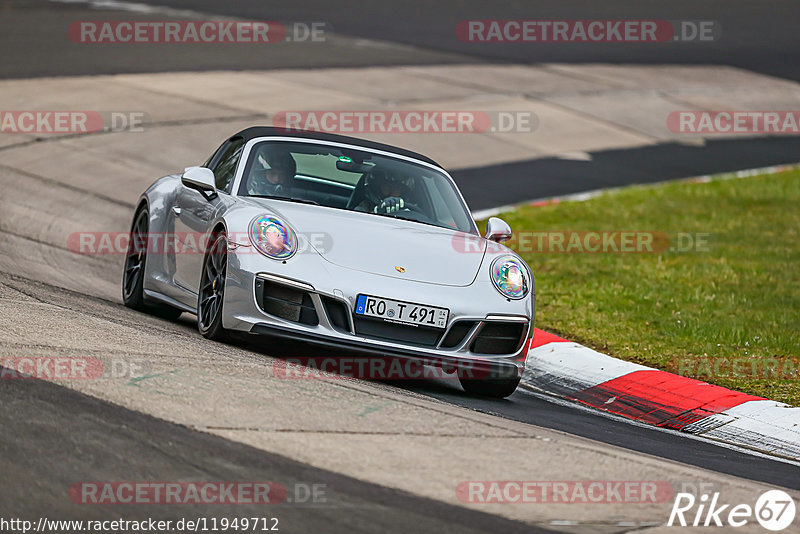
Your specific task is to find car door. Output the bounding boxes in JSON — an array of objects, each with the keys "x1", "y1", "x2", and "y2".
[{"x1": 172, "y1": 137, "x2": 244, "y2": 298}]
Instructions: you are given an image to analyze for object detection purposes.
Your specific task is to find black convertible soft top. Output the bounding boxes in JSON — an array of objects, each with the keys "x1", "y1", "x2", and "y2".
[{"x1": 231, "y1": 126, "x2": 443, "y2": 169}]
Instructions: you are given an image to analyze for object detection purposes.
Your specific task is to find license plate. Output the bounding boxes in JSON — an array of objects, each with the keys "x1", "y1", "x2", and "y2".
[{"x1": 355, "y1": 294, "x2": 449, "y2": 329}]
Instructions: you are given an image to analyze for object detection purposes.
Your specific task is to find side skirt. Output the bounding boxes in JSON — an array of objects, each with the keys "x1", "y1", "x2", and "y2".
[{"x1": 144, "y1": 288, "x2": 197, "y2": 314}]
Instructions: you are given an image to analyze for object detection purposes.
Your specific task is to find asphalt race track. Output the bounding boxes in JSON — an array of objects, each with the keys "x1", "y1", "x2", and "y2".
[
  {"x1": 455, "y1": 136, "x2": 800, "y2": 210},
  {"x1": 396, "y1": 380, "x2": 800, "y2": 490},
  {"x1": 7, "y1": 0, "x2": 799, "y2": 80},
  {"x1": 0, "y1": 365, "x2": 552, "y2": 534},
  {"x1": 4, "y1": 0, "x2": 800, "y2": 211},
  {"x1": 1, "y1": 1, "x2": 799, "y2": 532}
]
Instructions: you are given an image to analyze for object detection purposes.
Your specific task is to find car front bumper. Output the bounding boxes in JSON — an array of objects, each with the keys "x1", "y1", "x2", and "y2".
[{"x1": 222, "y1": 247, "x2": 534, "y2": 378}]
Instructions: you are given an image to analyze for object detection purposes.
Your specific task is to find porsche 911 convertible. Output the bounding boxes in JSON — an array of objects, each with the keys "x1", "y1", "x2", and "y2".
[{"x1": 123, "y1": 127, "x2": 534, "y2": 397}]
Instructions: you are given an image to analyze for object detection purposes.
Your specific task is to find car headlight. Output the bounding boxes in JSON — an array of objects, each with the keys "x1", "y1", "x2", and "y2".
[
  {"x1": 249, "y1": 215, "x2": 297, "y2": 260},
  {"x1": 490, "y1": 255, "x2": 529, "y2": 299}
]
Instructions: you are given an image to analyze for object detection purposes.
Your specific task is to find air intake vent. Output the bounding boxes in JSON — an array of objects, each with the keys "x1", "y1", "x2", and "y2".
[
  {"x1": 255, "y1": 278, "x2": 318, "y2": 326},
  {"x1": 470, "y1": 322, "x2": 526, "y2": 355},
  {"x1": 439, "y1": 321, "x2": 477, "y2": 348},
  {"x1": 321, "y1": 296, "x2": 351, "y2": 332}
]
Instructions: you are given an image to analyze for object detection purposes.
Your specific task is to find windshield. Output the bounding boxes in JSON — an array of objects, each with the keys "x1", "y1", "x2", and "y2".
[{"x1": 236, "y1": 140, "x2": 477, "y2": 234}]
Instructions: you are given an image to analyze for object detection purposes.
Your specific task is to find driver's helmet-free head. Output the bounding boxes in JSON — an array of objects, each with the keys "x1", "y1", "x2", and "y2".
[{"x1": 248, "y1": 145, "x2": 297, "y2": 196}]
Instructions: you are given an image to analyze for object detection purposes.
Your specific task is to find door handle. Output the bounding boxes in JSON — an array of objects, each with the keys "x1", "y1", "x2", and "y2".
[{"x1": 171, "y1": 206, "x2": 181, "y2": 217}]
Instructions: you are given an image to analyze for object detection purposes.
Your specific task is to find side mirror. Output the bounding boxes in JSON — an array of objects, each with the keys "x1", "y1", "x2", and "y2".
[
  {"x1": 181, "y1": 167, "x2": 217, "y2": 199},
  {"x1": 485, "y1": 217, "x2": 512, "y2": 243}
]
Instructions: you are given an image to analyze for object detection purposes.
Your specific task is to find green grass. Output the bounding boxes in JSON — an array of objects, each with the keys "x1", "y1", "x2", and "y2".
[{"x1": 485, "y1": 169, "x2": 800, "y2": 405}]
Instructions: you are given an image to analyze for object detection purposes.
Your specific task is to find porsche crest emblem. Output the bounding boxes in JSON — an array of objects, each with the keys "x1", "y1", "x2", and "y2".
[{"x1": 395, "y1": 266, "x2": 405, "y2": 273}]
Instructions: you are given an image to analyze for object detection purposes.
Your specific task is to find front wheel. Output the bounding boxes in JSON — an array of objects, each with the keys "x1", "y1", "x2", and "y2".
[
  {"x1": 459, "y1": 376, "x2": 521, "y2": 399},
  {"x1": 197, "y1": 233, "x2": 230, "y2": 341}
]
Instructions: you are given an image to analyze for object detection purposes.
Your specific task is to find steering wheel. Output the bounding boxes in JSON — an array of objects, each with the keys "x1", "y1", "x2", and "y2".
[
  {"x1": 397, "y1": 201, "x2": 423, "y2": 214},
  {"x1": 372, "y1": 197, "x2": 421, "y2": 214},
  {"x1": 388, "y1": 201, "x2": 438, "y2": 225}
]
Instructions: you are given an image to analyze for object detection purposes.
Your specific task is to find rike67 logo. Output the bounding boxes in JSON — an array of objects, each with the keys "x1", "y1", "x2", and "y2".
[{"x1": 668, "y1": 490, "x2": 796, "y2": 531}]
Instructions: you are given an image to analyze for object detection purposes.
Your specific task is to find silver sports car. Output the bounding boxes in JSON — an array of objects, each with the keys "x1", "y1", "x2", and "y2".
[{"x1": 123, "y1": 127, "x2": 534, "y2": 397}]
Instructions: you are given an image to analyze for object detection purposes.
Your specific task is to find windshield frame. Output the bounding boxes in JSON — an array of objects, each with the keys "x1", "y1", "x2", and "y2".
[{"x1": 230, "y1": 136, "x2": 479, "y2": 235}]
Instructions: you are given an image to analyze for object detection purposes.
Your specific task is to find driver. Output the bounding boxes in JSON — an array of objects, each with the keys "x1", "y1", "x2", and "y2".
[
  {"x1": 247, "y1": 145, "x2": 296, "y2": 197},
  {"x1": 357, "y1": 167, "x2": 409, "y2": 214}
]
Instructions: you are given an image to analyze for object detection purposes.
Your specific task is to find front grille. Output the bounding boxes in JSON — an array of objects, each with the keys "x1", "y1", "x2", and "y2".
[
  {"x1": 321, "y1": 296, "x2": 351, "y2": 332},
  {"x1": 470, "y1": 322, "x2": 526, "y2": 355},
  {"x1": 439, "y1": 321, "x2": 477, "y2": 348},
  {"x1": 255, "y1": 278, "x2": 318, "y2": 326},
  {"x1": 353, "y1": 317, "x2": 442, "y2": 347}
]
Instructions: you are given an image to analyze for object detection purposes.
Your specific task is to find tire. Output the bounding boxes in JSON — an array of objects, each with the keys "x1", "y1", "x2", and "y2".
[
  {"x1": 459, "y1": 375, "x2": 521, "y2": 399},
  {"x1": 197, "y1": 232, "x2": 230, "y2": 341},
  {"x1": 122, "y1": 208, "x2": 182, "y2": 320}
]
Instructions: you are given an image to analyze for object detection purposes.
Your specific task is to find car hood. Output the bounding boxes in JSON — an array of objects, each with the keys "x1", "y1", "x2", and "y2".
[{"x1": 244, "y1": 199, "x2": 486, "y2": 286}]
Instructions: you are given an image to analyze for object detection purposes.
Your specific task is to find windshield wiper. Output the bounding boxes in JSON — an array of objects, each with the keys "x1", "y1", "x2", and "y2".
[{"x1": 249, "y1": 195, "x2": 319, "y2": 205}]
